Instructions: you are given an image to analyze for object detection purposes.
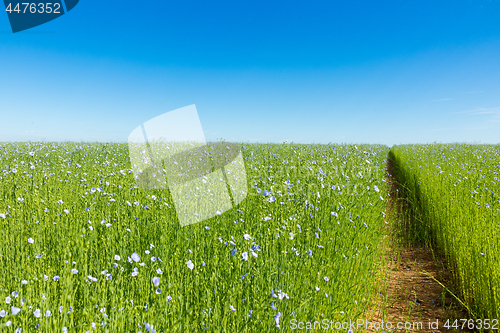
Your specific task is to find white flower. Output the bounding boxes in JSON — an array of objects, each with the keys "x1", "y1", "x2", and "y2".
[
  {"x1": 63, "y1": 209, "x2": 69, "y2": 214},
  {"x1": 21, "y1": 280, "x2": 28, "y2": 285},
  {"x1": 0, "y1": 213, "x2": 5, "y2": 219},
  {"x1": 33, "y1": 309, "x2": 41, "y2": 318},
  {"x1": 186, "y1": 260, "x2": 194, "y2": 270},
  {"x1": 45, "y1": 310, "x2": 52, "y2": 317},
  {"x1": 277, "y1": 290, "x2": 289, "y2": 300},
  {"x1": 131, "y1": 271, "x2": 138, "y2": 277},
  {"x1": 0, "y1": 310, "x2": 5, "y2": 317},
  {"x1": 324, "y1": 276, "x2": 329, "y2": 282},
  {"x1": 27, "y1": 238, "x2": 34, "y2": 244},
  {"x1": 71, "y1": 269, "x2": 79, "y2": 274},
  {"x1": 131, "y1": 253, "x2": 140, "y2": 262},
  {"x1": 243, "y1": 234, "x2": 252, "y2": 240},
  {"x1": 374, "y1": 185, "x2": 380, "y2": 192},
  {"x1": 11, "y1": 306, "x2": 21, "y2": 315},
  {"x1": 156, "y1": 268, "x2": 163, "y2": 274},
  {"x1": 152, "y1": 277, "x2": 160, "y2": 287},
  {"x1": 5, "y1": 297, "x2": 11, "y2": 304},
  {"x1": 229, "y1": 305, "x2": 236, "y2": 311},
  {"x1": 241, "y1": 252, "x2": 248, "y2": 261},
  {"x1": 114, "y1": 255, "x2": 121, "y2": 261}
]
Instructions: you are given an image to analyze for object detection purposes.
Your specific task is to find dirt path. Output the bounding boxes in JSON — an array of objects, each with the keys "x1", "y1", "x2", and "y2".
[{"x1": 366, "y1": 157, "x2": 472, "y2": 333}]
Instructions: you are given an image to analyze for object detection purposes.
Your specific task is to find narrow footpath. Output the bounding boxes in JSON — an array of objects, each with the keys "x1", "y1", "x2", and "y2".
[{"x1": 366, "y1": 157, "x2": 473, "y2": 333}]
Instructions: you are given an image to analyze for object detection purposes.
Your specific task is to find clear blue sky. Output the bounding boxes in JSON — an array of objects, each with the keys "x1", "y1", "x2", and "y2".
[{"x1": 1, "y1": 0, "x2": 500, "y2": 145}]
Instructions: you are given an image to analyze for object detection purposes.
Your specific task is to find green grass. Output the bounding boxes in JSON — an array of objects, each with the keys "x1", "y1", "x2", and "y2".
[
  {"x1": 0, "y1": 142, "x2": 389, "y2": 332},
  {"x1": 389, "y1": 143, "x2": 500, "y2": 319}
]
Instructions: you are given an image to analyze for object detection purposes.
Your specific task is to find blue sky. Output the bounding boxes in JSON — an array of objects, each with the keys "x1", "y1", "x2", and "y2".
[{"x1": 1, "y1": 0, "x2": 500, "y2": 145}]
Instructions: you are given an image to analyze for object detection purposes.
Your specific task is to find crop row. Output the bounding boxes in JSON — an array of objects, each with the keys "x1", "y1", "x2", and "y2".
[{"x1": 390, "y1": 143, "x2": 500, "y2": 319}]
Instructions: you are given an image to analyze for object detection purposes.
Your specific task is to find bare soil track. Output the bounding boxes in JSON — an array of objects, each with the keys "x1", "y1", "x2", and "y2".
[{"x1": 367, "y1": 157, "x2": 474, "y2": 333}]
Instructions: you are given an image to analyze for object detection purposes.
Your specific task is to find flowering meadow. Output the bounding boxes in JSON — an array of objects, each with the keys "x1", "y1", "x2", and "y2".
[
  {"x1": 389, "y1": 144, "x2": 500, "y2": 319},
  {"x1": 0, "y1": 142, "x2": 389, "y2": 332}
]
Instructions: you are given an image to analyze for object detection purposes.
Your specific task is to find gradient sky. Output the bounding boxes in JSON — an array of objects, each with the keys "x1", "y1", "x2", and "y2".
[{"x1": 1, "y1": 0, "x2": 500, "y2": 145}]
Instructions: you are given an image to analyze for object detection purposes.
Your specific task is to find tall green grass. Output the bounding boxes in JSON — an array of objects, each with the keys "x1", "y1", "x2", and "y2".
[
  {"x1": 0, "y1": 142, "x2": 389, "y2": 332},
  {"x1": 389, "y1": 143, "x2": 500, "y2": 319}
]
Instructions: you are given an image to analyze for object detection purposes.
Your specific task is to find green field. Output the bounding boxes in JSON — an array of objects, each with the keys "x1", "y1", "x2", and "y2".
[
  {"x1": 390, "y1": 144, "x2": 500, "y2": 319},
  {"x1": 0, "y1": 142, "x2": 389, "y2": 332},
  {"x1": 2, "y1": 141, "x2": 499, "y2": 332}
]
